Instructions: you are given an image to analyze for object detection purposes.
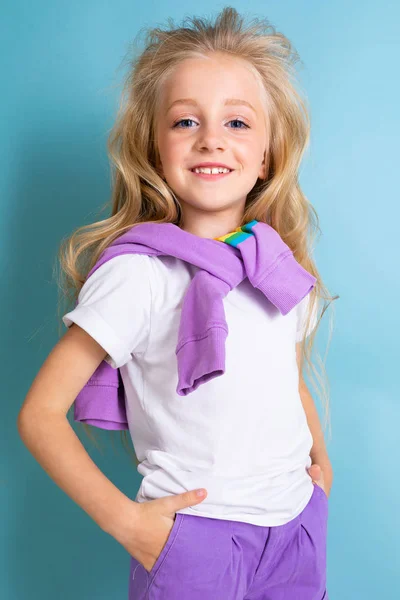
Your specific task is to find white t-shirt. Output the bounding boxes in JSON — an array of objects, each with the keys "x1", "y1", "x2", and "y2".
[{"x1": 62, "y1": 253, "x2": 318, "y2": 527}]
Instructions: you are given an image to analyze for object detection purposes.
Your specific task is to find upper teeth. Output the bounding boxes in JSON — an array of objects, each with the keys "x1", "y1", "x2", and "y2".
[{"x1": 192, "y1": 167, "x2": 231, "y2": 174}]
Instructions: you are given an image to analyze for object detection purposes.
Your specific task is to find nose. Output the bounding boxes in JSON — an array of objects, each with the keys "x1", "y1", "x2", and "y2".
[{"x1": 195, "y1": 123, "x2": 226, "y2": 152}]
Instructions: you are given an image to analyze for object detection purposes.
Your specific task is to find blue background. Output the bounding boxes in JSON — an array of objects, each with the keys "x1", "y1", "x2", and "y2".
[{"x1": 3, "y1": 1, "x2": 399, "y2": 598}]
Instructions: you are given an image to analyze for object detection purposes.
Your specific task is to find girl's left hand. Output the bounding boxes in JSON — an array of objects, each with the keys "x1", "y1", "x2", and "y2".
[{"x1": 307, "y1": 463, "x2": 329, "y2": 498}]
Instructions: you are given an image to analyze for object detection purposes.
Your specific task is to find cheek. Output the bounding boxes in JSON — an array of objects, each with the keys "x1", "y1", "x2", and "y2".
[
  {"x1": 157, "y1": 130, "x2": 177, "y2": 159},
  {"x1": 243, "y1": 141, "x2": 266, "y2": 168},
  {"x1": 161, "y1": 138, "x2": 187, "y2": 166}
]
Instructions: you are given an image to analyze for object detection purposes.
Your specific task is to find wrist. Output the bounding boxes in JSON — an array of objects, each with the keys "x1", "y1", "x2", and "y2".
[{"x1": 100, "y1": 495, "x2": 140, "y2": 540}]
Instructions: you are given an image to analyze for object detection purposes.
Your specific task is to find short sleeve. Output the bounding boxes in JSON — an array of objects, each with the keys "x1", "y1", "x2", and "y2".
[
  {"x1": 296, "y1": 292, "x2": 318, "y2": 342},
  {"x1": 62, "y1": 254, "x2": 151, "y2": 368}
]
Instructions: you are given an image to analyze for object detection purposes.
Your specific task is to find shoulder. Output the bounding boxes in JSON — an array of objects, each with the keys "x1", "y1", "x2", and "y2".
[
  {"x1": 84, "y1": 253, "x2": 152, "y2": 288},
  {"x1": 91, "y1": 253, "x2": 151, "y2": 276},
  {"x1": 75, "y1": 254, "x2": 153, "y2": 308}
]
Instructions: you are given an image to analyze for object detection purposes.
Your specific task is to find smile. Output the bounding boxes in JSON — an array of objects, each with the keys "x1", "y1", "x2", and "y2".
[{"x1": 189, "y1": 169, "x2": 234, "y2": 180}]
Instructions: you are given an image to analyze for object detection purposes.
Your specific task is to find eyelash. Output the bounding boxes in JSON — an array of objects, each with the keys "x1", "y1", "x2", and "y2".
[{"x1": 172, "y1": 118, "x2": 250, "y2": 130}]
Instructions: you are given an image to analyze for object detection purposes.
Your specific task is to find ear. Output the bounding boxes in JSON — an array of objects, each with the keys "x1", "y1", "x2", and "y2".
[{"x1": 258, "y1": 152, "x2": 268, "y2": 180}]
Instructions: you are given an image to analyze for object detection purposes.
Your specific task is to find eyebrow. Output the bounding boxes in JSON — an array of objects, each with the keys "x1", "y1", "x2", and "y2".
[{"x1": 166, "y1": 98, "x2": 257, "y2": 115}]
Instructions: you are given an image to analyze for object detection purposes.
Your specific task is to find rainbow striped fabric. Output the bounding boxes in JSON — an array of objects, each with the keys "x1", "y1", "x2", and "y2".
[{"x1": 214, "y1": 219, "x2": 259, "y2": 247}]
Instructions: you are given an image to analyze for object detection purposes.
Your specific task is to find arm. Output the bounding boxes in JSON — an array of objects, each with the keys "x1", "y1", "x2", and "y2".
[
  {"x1": 296, "y1": 342, "x2": 333, "y2": 496},
  {"x1": 17, "y1": 323, "x2": 138, "y2": 539}
]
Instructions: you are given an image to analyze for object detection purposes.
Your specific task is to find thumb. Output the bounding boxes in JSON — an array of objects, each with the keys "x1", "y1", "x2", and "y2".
[
  {"x1": 159, "y1": 488, "x2": 208, "y2": 515},
  {"x1": 308, "y1": 463, "x2": 322, "y2": 482}
]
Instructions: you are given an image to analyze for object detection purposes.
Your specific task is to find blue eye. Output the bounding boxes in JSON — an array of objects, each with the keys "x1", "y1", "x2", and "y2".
[
  {"x1": 172, "y1": 119, "x2": 249, "y2": 129},
  {"x1": 229, "y1": 119, "x2": 250, "y2": 129},
  {"x1": 173, "y1": 119, "x2": 195, "y2": 128}
]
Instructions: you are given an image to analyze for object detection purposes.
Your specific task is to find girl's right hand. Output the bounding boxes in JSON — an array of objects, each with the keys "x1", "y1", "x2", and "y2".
[{"x1": 114, "y1": 488, "x2": 208, "y2": 573}]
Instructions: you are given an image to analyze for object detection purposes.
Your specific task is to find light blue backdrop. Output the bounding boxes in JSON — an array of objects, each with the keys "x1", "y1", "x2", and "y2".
[{"x1": 3, "y1": 1, "x2": 399, "y2": 598}]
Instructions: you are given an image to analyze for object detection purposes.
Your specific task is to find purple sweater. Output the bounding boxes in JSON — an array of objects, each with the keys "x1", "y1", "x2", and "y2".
[{"x1": 69, "y1": 220, "x2": 317, "y2": 430}]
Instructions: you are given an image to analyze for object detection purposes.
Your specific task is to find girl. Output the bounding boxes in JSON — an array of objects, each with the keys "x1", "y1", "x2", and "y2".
[{"x1": 18, "y1": 7, "x2": 337, "y2": 599}]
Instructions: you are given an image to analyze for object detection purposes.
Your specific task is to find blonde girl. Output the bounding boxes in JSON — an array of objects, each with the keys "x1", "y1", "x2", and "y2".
[{"x1": 18, "y1": 7, "x2": 336, "y2": 599}]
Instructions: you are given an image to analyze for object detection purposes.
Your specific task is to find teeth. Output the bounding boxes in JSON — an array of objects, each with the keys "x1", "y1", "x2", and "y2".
[{"x1": 192, "y1": 167, "x2": 231, "y2": 174}]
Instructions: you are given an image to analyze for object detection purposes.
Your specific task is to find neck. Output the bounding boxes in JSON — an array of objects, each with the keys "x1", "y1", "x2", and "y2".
[{"x1": 180, "y1": 207, "x2": 246, "y2": 240}]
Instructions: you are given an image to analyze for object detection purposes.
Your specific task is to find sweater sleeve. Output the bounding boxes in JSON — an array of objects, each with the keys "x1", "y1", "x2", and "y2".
[
  {"x1": 295, "y1": 292, "x2": 318, "y2": 342},
  {"x1": 62, "y1": 254, "x2": 151, "y2": 369}
]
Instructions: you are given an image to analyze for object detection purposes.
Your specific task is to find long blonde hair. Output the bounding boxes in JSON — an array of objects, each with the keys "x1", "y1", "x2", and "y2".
[{"x1": 55, "y1": 6, "x2": 338, "y2": 463}]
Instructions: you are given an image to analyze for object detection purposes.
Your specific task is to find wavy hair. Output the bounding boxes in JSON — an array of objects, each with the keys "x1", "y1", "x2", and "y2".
[{"x1": 55, "y1": 6, "x2": 338, "y2": 463}]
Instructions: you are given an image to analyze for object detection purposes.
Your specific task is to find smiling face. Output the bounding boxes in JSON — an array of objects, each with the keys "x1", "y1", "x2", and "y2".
[{"x1": 154, "y1": 53, "x2": 269, "y2": 238}]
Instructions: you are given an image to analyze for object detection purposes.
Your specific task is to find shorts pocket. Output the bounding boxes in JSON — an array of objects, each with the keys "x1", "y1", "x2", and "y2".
[
  {"x1": 147, "y1": 512, "x2": 184, "y2": 583},
  {"x1": 313, "y1": 482, "x2": 329, "y2": 507}
]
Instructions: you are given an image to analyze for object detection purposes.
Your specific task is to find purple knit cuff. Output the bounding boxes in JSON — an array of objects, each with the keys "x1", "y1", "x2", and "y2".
[
  {"x1": 176, "y1": 326, "x2": 228, "y2": 396},
  {"x1": 256, "y1": 252, "x2": 317, "y2": 315}
]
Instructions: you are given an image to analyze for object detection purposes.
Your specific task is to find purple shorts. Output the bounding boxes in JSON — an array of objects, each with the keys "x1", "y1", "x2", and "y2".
[{"x1": 128, "y1": 482, "x2": 329, "y2": 599}]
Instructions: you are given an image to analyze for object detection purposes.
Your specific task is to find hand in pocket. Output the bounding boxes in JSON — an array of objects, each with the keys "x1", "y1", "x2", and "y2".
[
  {"x1": 308, "y1": 463, "x2": 330, "y2": 498},
  {"x1": 114, "y1": 487, "x2": 208, "y2": 573}
]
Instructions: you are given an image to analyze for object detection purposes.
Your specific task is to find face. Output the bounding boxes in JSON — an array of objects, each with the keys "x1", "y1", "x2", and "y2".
[{"x1": 154, "y1": 54, "x2": 269, "y2": 237}]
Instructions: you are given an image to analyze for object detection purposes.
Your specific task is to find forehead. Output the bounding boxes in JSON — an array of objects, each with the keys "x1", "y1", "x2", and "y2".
[{"x1": 158, "y1": 55, "x2": 268, "y2": 114}]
